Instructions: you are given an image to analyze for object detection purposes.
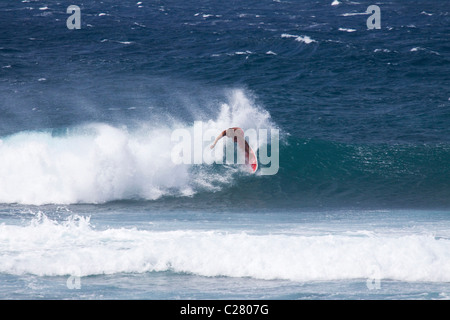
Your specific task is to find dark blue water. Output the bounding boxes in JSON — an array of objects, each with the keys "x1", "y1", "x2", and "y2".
[{"x1": 1, "y1": 0, "x2": 450, "y2": 300}]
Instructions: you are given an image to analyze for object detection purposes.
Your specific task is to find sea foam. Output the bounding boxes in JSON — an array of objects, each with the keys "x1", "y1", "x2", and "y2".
[
  {"x1": 281, "y1": 34, "x2": 317, "y2": 44},
  {"x1": 1, "y1": 213, "x2": 450, "y2": 282},
  {"x1": 0, "y1": 90, "x2": 273, "y2": 205}
]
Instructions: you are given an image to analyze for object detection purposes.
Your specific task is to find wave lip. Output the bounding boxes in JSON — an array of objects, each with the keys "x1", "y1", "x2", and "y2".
[{"x1": 1, "y1": 214, "x2": 450, "y2": 282}]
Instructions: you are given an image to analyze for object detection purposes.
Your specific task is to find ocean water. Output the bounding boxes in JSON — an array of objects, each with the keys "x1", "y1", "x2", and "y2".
[{"x1": 0, "y1": 0, "x2": 449, "y2": 300}]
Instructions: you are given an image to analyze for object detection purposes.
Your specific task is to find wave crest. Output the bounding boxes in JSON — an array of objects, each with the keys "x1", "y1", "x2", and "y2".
[{"x1": 0, "y1": 89, "x2": 275, "y2": 205}]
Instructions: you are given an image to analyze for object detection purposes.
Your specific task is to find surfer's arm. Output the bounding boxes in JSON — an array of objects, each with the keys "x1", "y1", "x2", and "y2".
[{"x1": 210, "y1": 130, "x2": 226, "y2": 149}]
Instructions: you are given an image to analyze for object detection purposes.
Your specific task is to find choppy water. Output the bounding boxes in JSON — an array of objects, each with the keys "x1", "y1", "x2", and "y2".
[{"x1": 0, "y1": 0, "x2": 449, "y2": 299}]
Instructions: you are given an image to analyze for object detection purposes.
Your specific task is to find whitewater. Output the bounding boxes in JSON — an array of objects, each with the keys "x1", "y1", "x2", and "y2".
[
  {"x1": 0, "y1": 90, "x2": 274, "y2": 205},
  {"x1": 2, "y1": 211, "x2": 450, "y2": 283}
]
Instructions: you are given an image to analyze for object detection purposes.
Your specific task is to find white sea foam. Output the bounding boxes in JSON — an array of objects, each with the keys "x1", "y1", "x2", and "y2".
[
  {"x1": 341, "y1": 12, "x2": 367, "y2": 16},
  {"x1": 374, "y1": 49, "x2": 391, "y2": 53},
  {"x1": 339, "y1": 28, "x2": 356, "y2": 32},
  {"x1": 0, "y1": 89, "x2": 273, "y2": 205},
  {"x1": 281, "y1": 34, "x2": 316, "y2": 44},
  {"x1": 410, "y1": 47, "x2": 440, "y2": 55},
  {"x1": 1, "y1": 213, "x2": 450, "y2": 282},
  {"x1": 235, "y1": 50, "x2": 253, "y2": 55}
]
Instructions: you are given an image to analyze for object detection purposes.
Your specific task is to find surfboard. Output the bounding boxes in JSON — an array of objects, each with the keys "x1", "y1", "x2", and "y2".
[{"x1": 248, "y1": 145, "x2": 258, "y2": 173}]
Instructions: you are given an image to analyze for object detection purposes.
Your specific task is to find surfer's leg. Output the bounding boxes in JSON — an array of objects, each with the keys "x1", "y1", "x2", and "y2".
[{"x1": 232, "y1": 129, "x2": 247, "y2": 164}]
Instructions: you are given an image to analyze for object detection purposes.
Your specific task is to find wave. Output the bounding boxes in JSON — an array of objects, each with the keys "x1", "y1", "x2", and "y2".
[
  {"x1": 175, "y1": 138, "x2": 450, "y2": 210},
  {"x1": 1, "y1": 213, "x2": 450, "y2": 282},
  {"x1": 1, "y1": 86, "x2": 449, "y2": 208},
  {"x1": 224, "y1": 138, "x2": 450, "y2": 209},
  {"x1": 276, "y1": 139, "x2": 450, "y2": 208},
  {"x1": 281, "y1": 33, "x2": 317, "y2": 44},
  {"x1": 0, "y1": 89, "x2": 275, "y2": 205}
]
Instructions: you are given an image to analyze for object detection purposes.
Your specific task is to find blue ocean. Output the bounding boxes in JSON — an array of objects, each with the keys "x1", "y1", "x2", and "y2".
[{"x1": 0, "y1": 0, "x2": 449, "y2": 300}]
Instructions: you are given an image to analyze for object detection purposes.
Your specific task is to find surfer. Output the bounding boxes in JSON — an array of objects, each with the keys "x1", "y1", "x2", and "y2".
[
  {"x1": 210, "y1": 127, "x2": 250, "y2": 161},
  {"x1": 210, "y1": 127, "x2": 258, "y2": 172},
  {"x1": 210, "y1": 128, "x2": 249, "y2": 151}
]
